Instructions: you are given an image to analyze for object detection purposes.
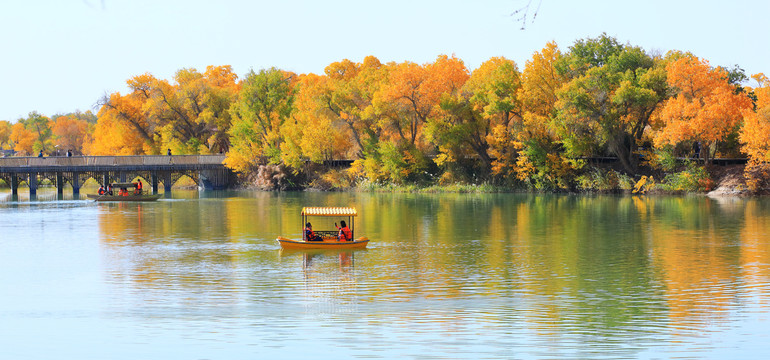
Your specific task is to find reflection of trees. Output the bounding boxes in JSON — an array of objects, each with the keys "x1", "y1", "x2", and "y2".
[
  {"x1": 96, "y1": 191, "x2": 770, "y2": 340},
  {"x1": 740, "y1": 200, "x2": 770, "y2": 295}
]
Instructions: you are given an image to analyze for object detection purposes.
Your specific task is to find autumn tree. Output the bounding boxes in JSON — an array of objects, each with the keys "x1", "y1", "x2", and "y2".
[
  {"x1": 739, "y1": 73, "x2": 770, "y2": 190},
  {"x1": 227, "y1": 67, "x2": 295, "y2": 173},
  {"x1": 514, "y1": 41, "x2": 574, "y2": 189},
  {"x1": 283, "y1": 73, "x2": 350, "y2": 168},
  {"x1": 320, "y1": 56, "x2": 386, "y2": 159},
  {"x1": 369, "y1": 55, "x2": 469, "y2": 182},
  {"x1": 9, "y1": 122, "x2": 36, "y2": 155},
  {"x1": 93, "y1": 66, "x2": 238, "y2": 155},
  {"x1": 51, "y1": 115, "x2": 91, "y2": 155},
  {"x1": 146, "y1": 65, "x2": 239, "y2": 154},
  {"x1": 92, "y1": 74, "x2": 158, "y2": 154},
  {"x1": 0, "y1": 120, "x2": 11, "y2": 150},
  {"x1": 427, "y1": 57, "x2": 521, "y2": 182},
  {"x1": 9, "y1": 112, "x2": 54, "y2": 155},
  {"x1": 554, "y1": 34, "x2": 667, "y2": 173},
  {"x1": 653, "y1": 55, "x2": 753, "y2": 165}
]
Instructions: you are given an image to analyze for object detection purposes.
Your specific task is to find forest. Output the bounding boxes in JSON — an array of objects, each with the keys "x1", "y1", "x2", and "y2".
[{"x1": 2, "y1": 34, "x2": 769, "y2": 192}]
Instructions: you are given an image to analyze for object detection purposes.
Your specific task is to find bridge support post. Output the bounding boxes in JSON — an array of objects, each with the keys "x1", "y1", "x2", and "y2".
[
  {"x1": 29, "y1": 172, "x2": 37, "y2": 196},
  {"x1": 56, "y1": 173, "x2": 64, "y2": 194},
  {"x1": 72, "y1": 172, "x2": 81, "y2": 195},
  {"x1": 119, "y1": 171, "x2": 127, "y2": 183},
  {"x1": 10, "y1": 174, "x2": 18, "y2": 195},
  {"x1": 151, "y1": 171, "x2": 159, "y2": 194},
  {"x1": 102, "y1": 173, "x2": 109, "y2": 186},
  {"x1": 163, "y1": 171, "x2": 172, "y2": 192}
]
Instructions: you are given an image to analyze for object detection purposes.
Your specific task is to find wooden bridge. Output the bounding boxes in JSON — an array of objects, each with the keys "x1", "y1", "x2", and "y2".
[{"x1": 0, "y1": 155, "x2": 234, "y2": 195}]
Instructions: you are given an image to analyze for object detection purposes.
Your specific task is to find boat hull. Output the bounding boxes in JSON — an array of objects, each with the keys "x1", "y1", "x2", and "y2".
[
  {"x1": 87, "y1": 194, "x2": 162, "y2": 202},
  {"x1": 277, "y1": 236, "x2": 369, "y2": 250}
]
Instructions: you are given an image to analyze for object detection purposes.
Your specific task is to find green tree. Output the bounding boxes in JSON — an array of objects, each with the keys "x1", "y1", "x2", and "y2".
[
  {"x1": 18, "y1": 112, "x2": 54, "y2": 154},
  {"x1": 554, "y1": 34, "x2": 667, "y2": 173},
  {"x1": 227, "y1": 67, "x2": 295, "y2": 173}
]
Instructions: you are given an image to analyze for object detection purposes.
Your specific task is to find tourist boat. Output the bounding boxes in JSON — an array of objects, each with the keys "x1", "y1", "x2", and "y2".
[
  {"x1": 87, "y1": 182, "x2": 161, "y2": 202},
  {"x1": 276, "y1": 207, "x2": 370, "y2": 250}
]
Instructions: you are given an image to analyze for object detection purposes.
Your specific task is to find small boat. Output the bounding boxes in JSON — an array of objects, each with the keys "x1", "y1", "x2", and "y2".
[
  {"x1": 87, "y1": 182, "x2": 161, "y2": 202},
  {"x1": 277, "y1": 207, "x2": 370, "y2": 250}
]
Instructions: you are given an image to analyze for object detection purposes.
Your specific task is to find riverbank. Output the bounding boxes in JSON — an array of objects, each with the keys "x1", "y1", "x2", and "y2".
[{"x1": 233, "y1": 163, "x2": 767, "y2": 196}]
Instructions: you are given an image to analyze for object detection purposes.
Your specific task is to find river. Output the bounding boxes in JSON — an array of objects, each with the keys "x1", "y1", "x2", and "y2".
[{"x1": 1, "y1": 189, "x2": 769, "y2": 359}]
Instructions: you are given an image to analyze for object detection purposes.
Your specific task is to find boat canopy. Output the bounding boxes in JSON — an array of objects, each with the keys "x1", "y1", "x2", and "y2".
[
  {"x1": 301, "y1": 207, "x2": 357, "y2": 217},
  {"x1": 111, "y1": 182, "x2": 137, "y2": 188}
]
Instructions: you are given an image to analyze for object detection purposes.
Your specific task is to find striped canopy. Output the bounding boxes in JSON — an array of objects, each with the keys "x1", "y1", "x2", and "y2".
[{"x1": 301, "y1": 207, "x2": 358, "y2": 217}]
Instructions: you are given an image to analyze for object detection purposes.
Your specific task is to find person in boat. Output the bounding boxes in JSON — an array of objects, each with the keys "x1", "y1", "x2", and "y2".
[
  {"x1": 118, "y1": 187, "x2": 129, "y2": 196},
  {"x1": 335, "y1": 220, "x2": 352, "y2": 242},
  {"x1": 304, "y1": 223, "x2": 323, "y2": 241},
  {"x1": 97, "y1": 185, "x2": 106, "y2": 195},
  {"x1": 107, "y1": 183, "x2": 113, "y2": 196},
  {"x1": 134, "y1": 179, "x2": 143, "y2": 195}
]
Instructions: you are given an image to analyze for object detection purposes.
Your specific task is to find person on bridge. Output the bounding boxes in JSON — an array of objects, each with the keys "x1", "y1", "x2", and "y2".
[
  {"x1": 38, "y1": 150, "x2": 43, "y2": 157},
  {"x1": 167, "y1": 149, "x2": 172, "y2": 156},
  {"x1": 335, "y1": 220, "x2": 352, "y2": 242}
]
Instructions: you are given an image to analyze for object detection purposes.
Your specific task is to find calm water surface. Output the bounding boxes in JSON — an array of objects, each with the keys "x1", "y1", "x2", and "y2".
[{"x1": 1, "y1": 189, "x2": 769, "y2": 359}]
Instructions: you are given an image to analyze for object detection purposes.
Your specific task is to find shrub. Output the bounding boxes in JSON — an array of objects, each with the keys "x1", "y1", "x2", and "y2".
[
  {"x1": 576, "y1": 169, "x2": 633, "y2": 192},
  {"x1": 658, "y1": 163, "x2": 712, "y2": 192}
]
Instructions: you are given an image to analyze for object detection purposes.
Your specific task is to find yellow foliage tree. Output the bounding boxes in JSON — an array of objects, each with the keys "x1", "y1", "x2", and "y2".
[
  {"x1": 0, "y1": 120, "x2": 11, "y2": 150},
  {"x1": 654, "y1": 56, "x2": 753, "y2": 165},
  {"x1": 10, "y1": 122, "x2": 36, "y2": 155},
  {"x1": 52, "y1": 115, "x2": 90, "y2": 155},
  {"x1": 739, "y1": 73, "x2": 770, "y2": 191}
]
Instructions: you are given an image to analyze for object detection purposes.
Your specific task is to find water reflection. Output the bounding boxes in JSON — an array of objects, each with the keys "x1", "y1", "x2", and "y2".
[{"x1": 5, "y1": 192, "x2": 768, "y2": 358}]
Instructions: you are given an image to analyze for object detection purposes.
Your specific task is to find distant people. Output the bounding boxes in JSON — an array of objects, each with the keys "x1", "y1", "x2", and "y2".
[
  {"x1": 66, "y1": 149, "x2": 72, "y2": 157},
  {"x1": 38, "y1": 150, "x2": 43, "y2": 157},
  {"x1": 304, "y1": 222, "x2": 322, "y2": 241},
  {"x1": 167, "y1": 149, "x2": 172, "y2": 156},
  {"x1": 693, "y1": 141, "x2": 701, "y2": 160},
  {"x1": 335, "y1": 220, "x2": 352, "y2": 242},
  {"x1": 134, "y1": 179, "x2": 143, "y2": 195}
]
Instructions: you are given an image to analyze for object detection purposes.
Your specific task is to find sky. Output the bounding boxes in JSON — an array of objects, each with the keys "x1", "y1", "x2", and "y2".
[{"x1": 1, "y1": 0, "x2": 768, "y2": 122}]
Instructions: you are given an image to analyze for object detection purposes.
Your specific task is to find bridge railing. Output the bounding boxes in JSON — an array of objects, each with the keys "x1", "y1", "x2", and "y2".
[{"x1": 0, "y1": 155, "x2": 227, "y2": 168}]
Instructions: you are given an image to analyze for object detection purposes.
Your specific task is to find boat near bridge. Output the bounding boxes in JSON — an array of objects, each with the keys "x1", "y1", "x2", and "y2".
[{"x1": 87, "y1": 182, "x2": 161, "y2": 202}]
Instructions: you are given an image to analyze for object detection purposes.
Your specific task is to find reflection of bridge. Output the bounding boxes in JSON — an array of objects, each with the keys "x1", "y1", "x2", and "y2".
[{"x1": 0, "y1": 155, "x2": 234, "y2": 195}]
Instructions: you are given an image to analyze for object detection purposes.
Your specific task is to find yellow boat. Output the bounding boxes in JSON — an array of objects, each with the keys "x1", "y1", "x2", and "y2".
[{"x1": 276, "y1": 207, "x2": 370, "y2": 250}]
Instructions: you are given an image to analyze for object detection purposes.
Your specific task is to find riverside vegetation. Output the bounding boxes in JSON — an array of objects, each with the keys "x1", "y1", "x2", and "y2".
[{"x1": 2, "y1": 34, "x2": 769, "y2": 194}]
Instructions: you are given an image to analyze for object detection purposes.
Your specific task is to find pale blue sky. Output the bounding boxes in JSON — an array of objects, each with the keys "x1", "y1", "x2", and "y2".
[{"x1": 1, "y1": 0, "x2": 768, "y2": 121}]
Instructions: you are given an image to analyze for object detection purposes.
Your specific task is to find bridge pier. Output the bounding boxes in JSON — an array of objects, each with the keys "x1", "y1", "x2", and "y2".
[
  {"x1": 72, "y1": 172, "x2": 81, "y2": 194},
  {"x1": 163, "y1": 171, "x2": 173, "y2": 192},
  {"x1": 10, "y1": 174, "x2": 18, "y2": 195},
  {"x1": 28, "y1": 172, "x2": 37, "y2": 195},
  {"x1": 151, "y1": 171, "x2": 160, "y2": 194},
  {"x1": 56, "y1": 173, "x2": 64, "y2": 194}
]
